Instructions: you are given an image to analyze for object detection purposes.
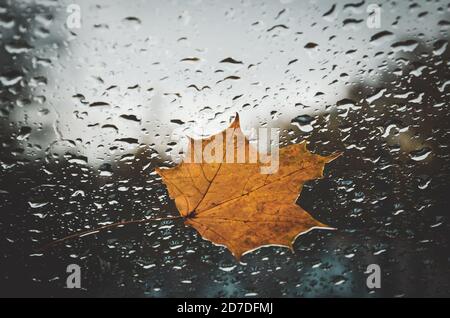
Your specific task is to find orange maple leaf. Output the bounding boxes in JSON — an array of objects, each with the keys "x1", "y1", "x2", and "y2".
[{"x1": 156, "y1": 114, "x2": 341, "y2": 259}]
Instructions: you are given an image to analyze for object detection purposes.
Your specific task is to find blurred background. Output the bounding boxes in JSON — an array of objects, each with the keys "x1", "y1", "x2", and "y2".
[{"x1": 0, "y1": 0, "x2": 449, "y2": 297}]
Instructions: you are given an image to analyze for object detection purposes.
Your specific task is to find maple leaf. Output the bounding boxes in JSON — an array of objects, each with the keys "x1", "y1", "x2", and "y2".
[{"x1": 156, "y1": 114, "x2": 341, "y2": 259}]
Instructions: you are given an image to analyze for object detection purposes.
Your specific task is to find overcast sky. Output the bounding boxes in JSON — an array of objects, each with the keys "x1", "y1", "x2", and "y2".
[{"x1": 8, "y1": 0, "x2": 448, "y2": 166}]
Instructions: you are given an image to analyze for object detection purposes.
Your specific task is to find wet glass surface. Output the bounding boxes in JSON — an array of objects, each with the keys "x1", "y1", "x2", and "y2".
[{"x1": 0, "y1": 0, "x2": 449, "y2": 297}]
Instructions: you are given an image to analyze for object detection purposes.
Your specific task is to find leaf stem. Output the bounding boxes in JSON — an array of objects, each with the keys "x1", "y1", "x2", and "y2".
[{"x1": 39, "y1": 215, "x2": 184, "y2": 251}]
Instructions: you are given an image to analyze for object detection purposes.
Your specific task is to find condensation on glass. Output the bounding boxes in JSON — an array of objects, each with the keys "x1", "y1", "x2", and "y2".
[{"x1": 0, "y1": 0, "x2": 449, "y2": 297}]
